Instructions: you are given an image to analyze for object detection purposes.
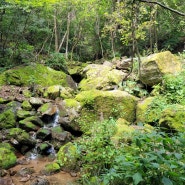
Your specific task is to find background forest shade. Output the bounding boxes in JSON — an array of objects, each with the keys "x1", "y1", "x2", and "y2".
[{"x1": 0, "y1": 0, "x2": 185, "y2": 69}]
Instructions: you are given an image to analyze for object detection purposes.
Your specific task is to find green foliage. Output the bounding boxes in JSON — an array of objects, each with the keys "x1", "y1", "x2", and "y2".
[
  {"x1": 45, "y1": 52, "x2": 66, "y2": 71},
  {"x1": 76, "y1": 121, "x2": 185, "y2": 185}
]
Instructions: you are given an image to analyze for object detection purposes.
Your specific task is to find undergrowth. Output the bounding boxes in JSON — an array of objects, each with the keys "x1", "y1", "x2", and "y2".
[{"x1": 76, "y1": 119, "x2": 185, "y2": 185}]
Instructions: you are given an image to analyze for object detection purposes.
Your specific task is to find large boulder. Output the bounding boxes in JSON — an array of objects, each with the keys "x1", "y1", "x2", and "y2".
[
  {"x1": 78, "y1": 64, "x2": 126, "y2": 91},
  {"x1": 75, "y1": 90, "x2": 138, "y2": 132},
  {"x1": 140, "y1": 51, "x2": 182, "y2": 86},
  {"x1": 0, "y1": 64, "x2": 76, "y2": 88}
]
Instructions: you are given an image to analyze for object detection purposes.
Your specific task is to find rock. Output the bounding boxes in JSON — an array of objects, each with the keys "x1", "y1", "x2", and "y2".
[
  {"x1": 16, "y1": 167, "x2": 35, "y2": 177},
  {"x1": 57, "y1": 142, "x2": 79, "y2": 172},
  {"x1": 159, "y1": 105, "x2": 185, "y2": 132},
  {"x1": 19, "y1": 119, "x2": 39, "y2": 132},
  {"x1": 5, "y1": 128, "x2": 35, "y2": 147},
  {"x1": 136, "y1": 97, "x2": 156, "y2": 123},
  {"x1": 78, "y1": 64, "x2": 126, "y2": 91},
  {"x1": 41, "y1": 162, "x2": 60, "y2": 175},
  {"x1": 37, "y1": 142, "x2": 52, "y2": 155},
  {"x1": 0, "y1": 109, "x2": 16, "y2": 129},
  {"x1": 36, "y1": 128, "x2": 51, "y2": 140},
  {"x1": 44, "y1": 85, "x2": 74, "y2": 100},
  {"x1": 0, "y1": 177, "x2": 14, "y2": 185},
  {"x1": 0, "y1": 63, "x2": 76, "y2": 88},
  {"x1": 30, "y1": 97, "x2": 43, "y2": 107},
  {"x1": 140, "y1": 51, "x2": 182, "y2": 86},
  {"x1": 0, "y1": 147, "x2": 17, "y2": 169},
  {"x1": 17, "y1": 110, "x2": 35, "y2": 119},
  {"x1": 22, "y1": 116, "x2": 44, "y2": 127},
  {"x1": 30, "y1": 177, "x2": 50, "y2": 185},
  {"x1": 75, "y1": 90, "x2": 138, "y2": 132},
  {"x1": 21, "y1": 100, "x2": 32, "y2": 111}
]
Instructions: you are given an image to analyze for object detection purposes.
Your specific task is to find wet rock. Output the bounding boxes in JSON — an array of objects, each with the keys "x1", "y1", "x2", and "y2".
[
  {"x1": 36, "y1": 128, "x2": 51, "y2": 140},
  {"x1": 19, "y1": 119, "x2": 39, "y2": 132},
  {"x1": 37, "y1": 142, "x2": 52, "y2": 155}
]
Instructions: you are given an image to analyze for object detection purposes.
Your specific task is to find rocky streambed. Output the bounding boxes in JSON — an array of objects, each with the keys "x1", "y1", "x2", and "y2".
[{"x1": 0, "y1": 51, "x2": 184, "y2": 185}]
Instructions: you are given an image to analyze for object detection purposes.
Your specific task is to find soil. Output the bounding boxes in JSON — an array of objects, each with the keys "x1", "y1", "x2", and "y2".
[{"x1": 1, "y1": 155, "x2": 79, "y2": 185}]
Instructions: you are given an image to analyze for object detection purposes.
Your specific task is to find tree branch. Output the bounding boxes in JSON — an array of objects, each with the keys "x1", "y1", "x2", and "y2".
[{"x1": 139, "y1": 0, "x2": 185, "y2": 16}]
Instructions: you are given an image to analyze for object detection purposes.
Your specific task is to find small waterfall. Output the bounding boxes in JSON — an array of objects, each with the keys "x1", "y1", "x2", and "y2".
[{"x1": 27, "y1": 112, "x2": 59, "y2": 160}]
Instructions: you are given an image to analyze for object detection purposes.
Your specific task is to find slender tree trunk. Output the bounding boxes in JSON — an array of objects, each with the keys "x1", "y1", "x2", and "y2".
[
  {"x1": 54, "y1": 8, "x2": 59, "y2": 52},
  {"x1": 65, "y1": 12, "x2": 70, "y2": 59}
]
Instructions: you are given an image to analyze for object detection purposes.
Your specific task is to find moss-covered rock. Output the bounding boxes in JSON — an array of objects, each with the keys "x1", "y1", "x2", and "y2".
[
  {"x1": 159, "y1": 105, "x2": 185, "y2": 132},
  {"x1": 78, "y1": 64, "x2": 126, "y2": 91},
  {"x1": 0, "y1": 109, "x2": 16, "y2": 129},
  {"x1": 0, "y1": 64, "x2": 76, "y2": 88},
  {"x1": 44, "y1": 85, "x2": 74, "y2": 100},
  {"x1": 36, "y1": 128, "x2": 51, "y2": 140},
  {"x1": 57, "y1": 142, "x2": 79, "y2": 172},
  {"x1": 41, "y1": 162, "x2": 60, "y2": 176},
  {"x1": 75, "y1": 90, "x2": 138, "y2": 132},
  {"x1": 21, "y1": 100, "x2": 32, "y2": 111},
  {"x1": 0, "y1": 148, "x2": 17, "y2": 169},
  {"x1": 22, "y1": 116, "x2": 44, "y2": 127},
  {"x1": 17, "y1": 110, "x2": 35, "y2": 119},
  {"x1": 140, "y1": 51, "x2": 182, "y2": 86},
  {"x1": 19, "y1": 119, "x2": 39, "y2": 132}
]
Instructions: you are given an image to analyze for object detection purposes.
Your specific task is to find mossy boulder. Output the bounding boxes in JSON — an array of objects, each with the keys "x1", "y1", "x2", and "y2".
[
  {"x1": 75, "y1": 90, "x2": 138, "y2": 132},
  {"x1": 0, "y1": 148, "x2": 17, "y2": 169},
  {"x1": 41, "y1": 162, "x2": 60, "y2": 176},
  {"x1": 57, "y1": 142, "x2": 79, "y2": 172},
  {"x1": 78, "y1": 64, "x2": 126, "y2": 91},
  {"x1": 159, "y1": 105, "x2": 185, "y2": 132},
  {"x1": 0, "y1": 64, "x2": 76, "y2": 88},
  {"x1": 140, "y1": 51, "x2": 182, "y2": 86},
  {"x1": 36, "y1": 128, "x2": 51, "y2": 140},
  {"x1": 19, "y1": 119, "x2": 39, "y2": 132},
  {"x1": 6, "y1": 128, "x2": 35, "y2": 146}
]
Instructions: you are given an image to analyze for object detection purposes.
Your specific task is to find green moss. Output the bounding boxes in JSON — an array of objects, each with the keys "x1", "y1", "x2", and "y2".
[
  {"x1": 21, "y1": 100, "x2": 32, "y2": 111},
  {"x1": 42, "y1": 162, "x2": 60, "y2": 175},
  {"x1": 6, "y1": 128, "x2": 30, "y2": 141},
  {"x1": 159, "y1": 105, "x2": 185, "y2": 132},
  {"x1": 17, "y1": 110, "x2": 35, "y2": 119},
  {"x1": 19, "y1": 120, "x2": 39, "y2": 131},
  {"x1": 64, "y1": 99, "x2": 81, "y2": 109},
  {"x1": 0, "y1": 64, "x2": 70, "y2": 87},
  {"x1": 0, "y1": 148, "x2": 17, "y2": 169},
  {"x1": 38, "y1": 103, "x2": 52, "y2": 114},
  {"x1": 0, "y1": 109, "x2": 16, "y2": 129},
  {"x1": 75, "y1": 90, "x2": 138, "y2": 132},
  {"x1": 57, "y1": 142, "x2": 79, "y2": 172},
  {"x1": 78, "y1": 64, "x2": 124, "y2": 91}
]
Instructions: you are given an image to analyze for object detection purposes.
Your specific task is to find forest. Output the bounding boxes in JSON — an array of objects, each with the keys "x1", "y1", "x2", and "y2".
[
  {"x1": 0, "y1": 0, "x2": 185, "y2": 68},
  {"x1": 0, "y1": 0, "x2": 185, "y2": 185}
]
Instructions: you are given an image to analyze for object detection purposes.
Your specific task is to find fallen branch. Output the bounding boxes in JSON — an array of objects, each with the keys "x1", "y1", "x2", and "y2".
[{"x1": 139, "y1": 0, "x2": 185, "y2": 16}]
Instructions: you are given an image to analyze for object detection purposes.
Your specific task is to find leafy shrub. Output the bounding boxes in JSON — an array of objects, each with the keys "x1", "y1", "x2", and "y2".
[
  {"x1": 45, "y1": 52, "x2": 67, "y2": 71},
  {"x1": 76, "y1": 120, "x2": 185, "y2": 185}
]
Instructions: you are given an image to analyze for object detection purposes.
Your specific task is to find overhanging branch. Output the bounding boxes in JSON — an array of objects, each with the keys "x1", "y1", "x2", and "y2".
[{"x1": 139, "y1": 0, "x2": 185, "y2": 16}]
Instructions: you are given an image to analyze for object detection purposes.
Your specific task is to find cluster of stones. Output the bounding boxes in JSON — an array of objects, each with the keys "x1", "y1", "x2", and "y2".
[{"x1": 0, "y1": 51, "x2": 184, "y2": 176}]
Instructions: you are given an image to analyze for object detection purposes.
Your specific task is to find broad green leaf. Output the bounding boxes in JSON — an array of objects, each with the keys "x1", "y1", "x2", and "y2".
[
  {"x1": 133, "y1": 172, "x2": 143, "y2": 185},
  {"x1": 161, "y1": 177, "x2": 173, "y2": 185}
]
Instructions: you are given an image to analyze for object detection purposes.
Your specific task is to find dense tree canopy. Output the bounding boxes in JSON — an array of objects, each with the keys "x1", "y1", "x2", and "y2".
[{"x1": 0, "y1": 0, "x2": 184, "y2": 69}]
